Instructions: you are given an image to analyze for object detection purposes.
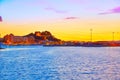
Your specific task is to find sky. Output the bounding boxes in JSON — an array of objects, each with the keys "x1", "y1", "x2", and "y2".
[{"x1": 0, "y1": 0, "x2": 120, "y2": 41}]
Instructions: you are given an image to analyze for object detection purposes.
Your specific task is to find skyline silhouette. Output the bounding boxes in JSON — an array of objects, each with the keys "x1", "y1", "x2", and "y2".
[{"x1": 0, "y1": 30, "x2": 120, "y2": 42}]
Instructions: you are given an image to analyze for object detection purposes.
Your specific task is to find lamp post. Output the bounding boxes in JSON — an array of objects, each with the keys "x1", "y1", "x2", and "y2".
[
  {"x1": 112, "y1": 32, "x2": 115, "y2": 41},
  {"x1": 117, "y1": 32, "x2": 120, "y2": 41},
  {"x1": 90, "y1": 29, "x2": 93, "y2": 42},
  {"x1": 118, "y1": 32, "x2": 120, "y2": 41}
]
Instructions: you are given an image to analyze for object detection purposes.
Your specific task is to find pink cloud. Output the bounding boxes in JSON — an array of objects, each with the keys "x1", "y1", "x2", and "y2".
[
  {"x1": 65, "y1": 17, "x2": 78, "y2": 20},
  {"x1": 45, "y1": 7, "x2": 67, "y2": 14},
  {"x1": 27, "y1": 1, "x2": 68, "y2": 14},
  {"x1": 99, "y1": 6, "x2": 120, "y2": 15},
  {"x1": 0, "y1": 16, "x2": 2, "y2": 22},
  {"x1": 112, "y1": 6, "x2": 120, "y2": 12}
]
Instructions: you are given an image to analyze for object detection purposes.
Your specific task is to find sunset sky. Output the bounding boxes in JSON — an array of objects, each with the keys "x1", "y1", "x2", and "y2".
[{"x1": 0, "y1": 0, "x2": 120, "y2": 41}]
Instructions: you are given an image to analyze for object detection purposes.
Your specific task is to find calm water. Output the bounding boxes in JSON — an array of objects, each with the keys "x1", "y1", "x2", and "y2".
[{"x1": 0, "y1": 46, "x2": 120, "y2": 80}]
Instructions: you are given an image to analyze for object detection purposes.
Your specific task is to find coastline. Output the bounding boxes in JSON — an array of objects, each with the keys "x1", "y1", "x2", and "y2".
[{"x1": 1, "y1": 43, "x2": 120, "y2": 48}]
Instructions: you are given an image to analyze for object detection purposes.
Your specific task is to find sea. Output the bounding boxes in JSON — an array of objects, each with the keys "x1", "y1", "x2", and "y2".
[{"x1": 0, "y1": 46, "x2": 120, "y2": 80}]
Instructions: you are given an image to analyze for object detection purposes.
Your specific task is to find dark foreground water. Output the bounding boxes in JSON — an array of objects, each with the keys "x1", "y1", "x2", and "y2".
[{"x1": 0, "y1": 46, "x2": 120, "y2": 80}]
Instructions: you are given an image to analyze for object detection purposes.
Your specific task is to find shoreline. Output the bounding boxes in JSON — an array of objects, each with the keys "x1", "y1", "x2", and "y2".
[{"x1": 1, "y1": 44, "x2": 120, "y2": 48}]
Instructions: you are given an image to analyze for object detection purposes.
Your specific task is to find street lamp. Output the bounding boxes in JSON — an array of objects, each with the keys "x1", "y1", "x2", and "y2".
[
  {"x1": 90, "y1": 29, "x2": 93, "y2": 42},
  {"x1": 112, "y1": 32, "x2": 115, "y2": 41}
]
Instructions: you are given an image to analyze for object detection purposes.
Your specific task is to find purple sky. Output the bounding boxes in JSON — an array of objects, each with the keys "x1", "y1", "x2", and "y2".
[
  {"x1": 0, "y1": 0, "x2": 120, "y2": 23},
  {"x1": 0, "y1": 0, "x2": 120, "y2": 41}
]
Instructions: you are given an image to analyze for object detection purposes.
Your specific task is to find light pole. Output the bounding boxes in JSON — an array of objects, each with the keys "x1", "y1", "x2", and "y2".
[
  {"x1": 112, "y1": 32, "x2": 115, "y2": 41},
  {"x1": 117, "y1": 32, "x2": 120, "y2": 41},
  {"x1": 90, "y1": 29, "x2": 93, "y2": 42},
  {"x1": 118, "y1": 32, "x2": 120, "y2": 41}
]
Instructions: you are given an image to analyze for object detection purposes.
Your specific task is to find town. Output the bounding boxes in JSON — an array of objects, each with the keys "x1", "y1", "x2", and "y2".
[{"x1": 0, "y1": 31, "x2": 120, "y2": 47}]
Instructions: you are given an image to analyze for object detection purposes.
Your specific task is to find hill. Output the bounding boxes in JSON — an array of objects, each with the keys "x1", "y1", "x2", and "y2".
[{"x1": 3, "y1": 31, "x2": 61, "y2": 45}]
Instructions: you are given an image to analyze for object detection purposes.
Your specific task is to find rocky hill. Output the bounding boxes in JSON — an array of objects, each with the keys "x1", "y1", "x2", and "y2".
[{"x1": 3, "y1": 31, "x2": 61, "y2": 45}]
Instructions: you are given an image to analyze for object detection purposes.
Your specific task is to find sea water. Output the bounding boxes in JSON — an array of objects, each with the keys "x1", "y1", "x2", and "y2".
[{"x1": 0, "y1": 46, "x2": 120, "y2": 80}]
